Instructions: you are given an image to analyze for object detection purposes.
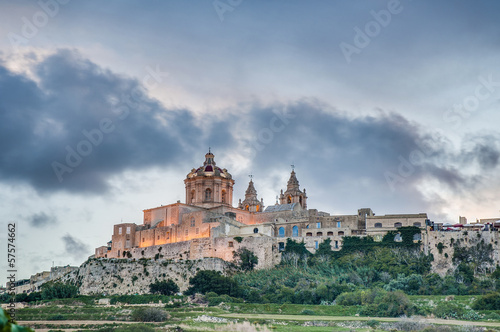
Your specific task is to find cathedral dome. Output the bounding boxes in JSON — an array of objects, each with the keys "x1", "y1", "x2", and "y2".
[{"x1": 186, "y1": 151, "x2": 232, "y2": 179}]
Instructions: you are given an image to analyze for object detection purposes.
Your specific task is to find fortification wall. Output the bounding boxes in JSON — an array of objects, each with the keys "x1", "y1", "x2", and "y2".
[{"x1": 424, "y1": 229, "x2": 500, "y2": 276}]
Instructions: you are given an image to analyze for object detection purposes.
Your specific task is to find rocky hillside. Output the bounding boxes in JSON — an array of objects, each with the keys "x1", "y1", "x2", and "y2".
[{"x1": 59, "y1": 257, "x2": 230, "y2": 295}]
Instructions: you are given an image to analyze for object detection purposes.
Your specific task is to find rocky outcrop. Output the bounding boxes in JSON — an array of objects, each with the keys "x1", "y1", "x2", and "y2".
[{"x1": 59, "y1": 257, "x2": 230, "y2": 295}]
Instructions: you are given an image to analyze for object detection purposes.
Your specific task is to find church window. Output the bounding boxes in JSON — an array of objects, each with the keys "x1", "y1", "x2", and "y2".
[
  {"x1": 190, "y1": 190, "x2": 195, "y2": 203},
  {"x1": 315, "y1": 241, "x2": 319, "y2": 249},
  {"x1": 394, "y1": 222, "x2": 403, "y2": 228},
  {"x1": 337, "y1": 221, "x2": 341, "y2": 228},
  {"x1": 338, "y1": 231, "x2": 344, "y2": 236},
  {"x1": 292, "y1": 226, "x2": 299, "y2": 237},
  {"x1": 191, "y1": 218, "x2": 195, "y2": 227},
  {"x1": 118, "y1": 227, "x2": 122, "y2": 235},
  {"x1": 306, "y1": 224, "x2": 309, "y2": 229},
  {"x1": 327, "y1": 231, "x2": 333, "y2": 236},
  {"x1": 374, "y1": 223, "x2": 382, "y2": 228},
  {"x1": 299, "y1": 196, "x2": 303, "y2": 206},
  {"x1": 126, "y1": 227, "x2": 131, "y2": 234},
  {"x1": 245, "y1": 205, "x2": 249, "y2": 211},
  {"x1": 222, "y1": 190, "x2": 226, "y2": 203},
  {"x1": 287, "y1": 196, "x2": 292, "y2": 204},
  {"x1": 205, "y1": 188, "x2": 212, "y2": 201},
  {"x1": 316, "y1": 222, "x2": 321, "y2": 229},
  {"x1": 256, "y1": 205, "x2": 260, "y2": 212},
  {"x1": 413, "y1": 222, "x2": 422, "y2": 227},
  {"x1": 253, "y1": 228, "x2": 259, "y2": 234},
  {"x1": 317, "y1": 232, "x2": 323, "y2": 236},
  {"x1": 278, "y1": 227, "x2": 285, "y2": 237},
  {"x1": 306, "y1": 232, "x2": 312, "y2": 237}
]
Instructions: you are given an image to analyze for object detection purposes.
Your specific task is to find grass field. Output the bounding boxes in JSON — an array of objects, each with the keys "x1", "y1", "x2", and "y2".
[{"x1": 10, "y1": 294, "x2": 500, "y2": 331}]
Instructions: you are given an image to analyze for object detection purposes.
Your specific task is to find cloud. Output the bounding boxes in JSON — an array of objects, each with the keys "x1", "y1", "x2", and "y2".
[
  {"x1": 29, "y1": 212, "x2": 57, "y2": 228},
  {"x1": 1, "y1": 49, "x2": 499, "y2": 218},
  {"x1": 62, "y1": 234, "x2": 90, "y2": 261}
]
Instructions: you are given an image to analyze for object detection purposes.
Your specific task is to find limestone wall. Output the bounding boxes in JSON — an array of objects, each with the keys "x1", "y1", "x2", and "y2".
[
  {"x1": 424, "y1": 229, "x2": 500, "y2": 276},
  {"x1": 60, "y1": 257, "x2": 229, "y2": 295}
]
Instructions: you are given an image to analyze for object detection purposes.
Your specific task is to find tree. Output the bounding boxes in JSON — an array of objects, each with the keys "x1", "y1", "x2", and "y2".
[
  {"x1": 234, "y1": 248, "x2": 258, "y2": 271},
  {"x1": 149, "y1": 279, "x2": 179, "y2": 296},
  {"x1": 315, "y1": 238, "x2": 334, "y2": 257},
  {"x1": 185, "y1": 270, "x2": 241, "y2": 297},
  {"x1": 40, "y1": 282, "x2": 78, "y2": 300}
]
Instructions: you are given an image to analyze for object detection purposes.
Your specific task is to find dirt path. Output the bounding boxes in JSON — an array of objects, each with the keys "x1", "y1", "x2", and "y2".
[
  {"x1": 17, "y1": 320, "x2": 138, "y2": 332},
  {"x1": 220, "y1": 313, "x2": 500, "y2": 328}
]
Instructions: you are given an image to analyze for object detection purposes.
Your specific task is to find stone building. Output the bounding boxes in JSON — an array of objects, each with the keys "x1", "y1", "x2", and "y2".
[{"x1": 95, "y1": 151, "x2": 427, "y2": 268}]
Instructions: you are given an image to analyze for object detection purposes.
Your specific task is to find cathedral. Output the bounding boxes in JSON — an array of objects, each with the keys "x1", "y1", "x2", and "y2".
[{"x1": 95, "y1": 151, "x2": 427, "y2": 267}]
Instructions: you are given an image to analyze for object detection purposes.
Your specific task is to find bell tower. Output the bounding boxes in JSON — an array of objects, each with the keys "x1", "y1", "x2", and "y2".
[
  {"x1": 238, "y1": 176, "x2": 265, "y2": 212},
  {"x1": 279, "y1": 166, "x2": 307, "y2": 209},
  {"x1": 184, "y1": 150, "x2": 234, "y2": 208}
]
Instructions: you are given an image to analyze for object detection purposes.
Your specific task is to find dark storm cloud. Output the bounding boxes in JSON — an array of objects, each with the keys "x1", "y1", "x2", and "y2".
[
  {"x1": 1, "y1": 50, "x2": 499, "y2": 202},
  {"x1": 62, "y1": 234, "x2": 90, "y2": 260},
  {"x1": 0, "y1": 49, "x2": 229, "y2": 193},
  {"x1": 29, "y1": 212, "x2": 57, "y2": 228},
  {"x1": 230, "y1": 101, "x2": 500, "y2": 197}
]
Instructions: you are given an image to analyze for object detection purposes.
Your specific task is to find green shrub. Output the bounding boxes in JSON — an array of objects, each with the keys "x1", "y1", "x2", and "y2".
[
  {"x1": 185, "y1": 270, "x2": 241, "y2": 297},
  {"x1": 473, "y1": 292, "x2": 500, "y2": 310},
  {"x1": 433, "y1": 301, "x2": 466, "y2": 319},
  {"x1": 149, "y1": 279, "x2": 179, "y2": 296},
  {"x1": 131, "y1": 307, "x2": 168, "y2": 322}
]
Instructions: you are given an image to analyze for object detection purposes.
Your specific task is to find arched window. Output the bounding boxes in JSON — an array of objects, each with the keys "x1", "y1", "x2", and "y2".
[
  {"x1": 191, "y1": 218, "x2": 195, "y2": 227},
  {"x1": 299, "y1": 196, "x2": 303, "y2": 207},
  {"x1": 190, "y1": 190, "x2": 196, "y2": 203},
  {"x1": 394, "y1": 222, "x2": 403, "y2": 228},
  {"x1": 221, "y1": 190, "x2": 226, "y2": 204},
  {"x1": 278, "y1": 242, "x2": 285, "y2": 251},
  {"x1": 278, "y1": 227, "x2": 285, "y2": 237},
  {"x1": 287, "y1": 196, "x2": 292, "y2": 204},
  {"x1": 413, "y1": 222, "x2": 421, "y2": 227},
  {"x1": 306, "y1": 232, "x2": 312, "y2": 237},
  {"x1": 338, "y1": 231, "x2": 345, "y2": 236},
  {"x1": 374, "y1": 223, "x2": 382, "y2": 228},
  {"x1": 327, "y1": 231, "x2": 333, "y2": 236},
  {"x1": 245, "y1": 205, "x2": 249, "y2": 211},
  {"x1": 394, "y1": 233, "x2": 402, "y2": 242},
  {"x1": 253, "y1": 228, "x2": 259, "y2": 234},
  {"x1": 205, "y1": 188, "x2": 212, "y2": 201},
  {"x1": 316, "y1": 232, "x2": 323, "y2": 236},
  {"x1": 256, "y1": 205, "x2": 260, "y2": 212},
  {"x1": 292, "y1": 226, "x2": 299, "y2": 237}
]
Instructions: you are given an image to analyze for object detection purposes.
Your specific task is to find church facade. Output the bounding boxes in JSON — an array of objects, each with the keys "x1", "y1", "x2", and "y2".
[{"x1": 95, "y1": 151, "x2": 428, "y2": 268}]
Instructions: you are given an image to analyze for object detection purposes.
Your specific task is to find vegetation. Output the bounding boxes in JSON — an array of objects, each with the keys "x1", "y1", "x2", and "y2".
[
  {"x1": 131, "y1": 307, "x2": 168, "y2": 322},
  {"x1": 185, "y1": 270, "x2": 241, "y2": 297},
  {"x1": 149, "y1": 279, "x2": 179, "y2": 296},
  {"x1": 233, "y1": 247, "x2": 259, "y2": 271},
  {"x1": 0, "y1": 308, "x2": 34, "y2": 332}
]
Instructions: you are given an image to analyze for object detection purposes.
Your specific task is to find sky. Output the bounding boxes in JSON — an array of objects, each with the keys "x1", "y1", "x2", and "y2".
[{"x1": 1, "y1": 0, "x2": 500, "y2": 285}]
